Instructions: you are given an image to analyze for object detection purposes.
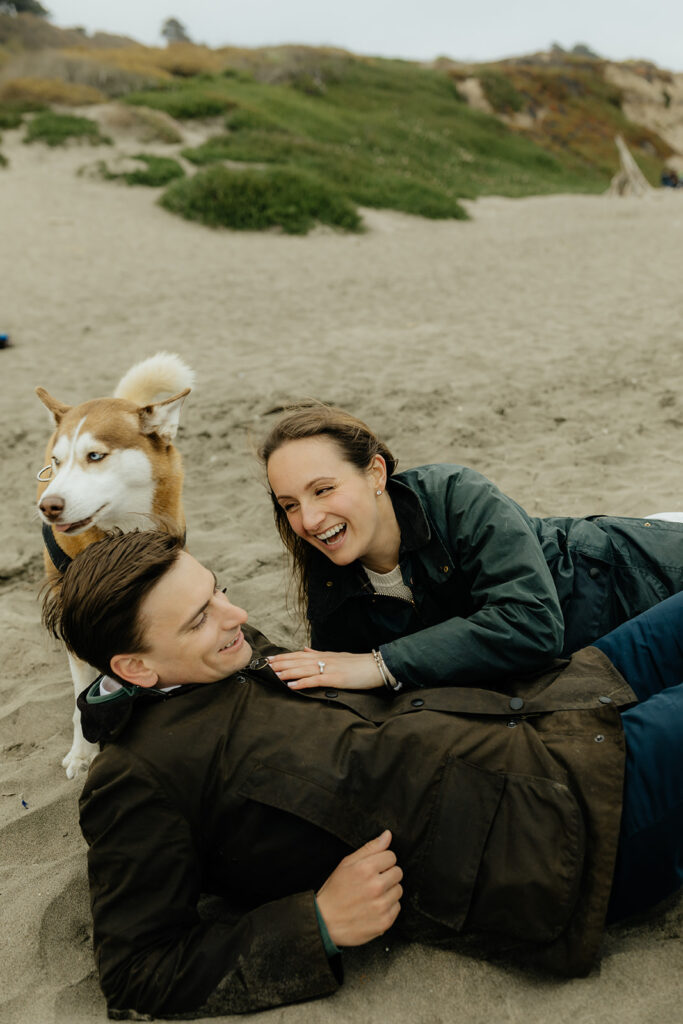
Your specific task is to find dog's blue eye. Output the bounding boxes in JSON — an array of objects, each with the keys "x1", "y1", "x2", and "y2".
[{"x1": 88, "y1": 452, "x2": 106, "y2": 462}]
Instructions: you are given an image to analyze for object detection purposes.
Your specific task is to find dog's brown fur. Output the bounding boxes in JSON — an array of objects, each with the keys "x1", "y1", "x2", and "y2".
[{"x1": 36, "y1": 353, "x2": 193, "y2": 776}]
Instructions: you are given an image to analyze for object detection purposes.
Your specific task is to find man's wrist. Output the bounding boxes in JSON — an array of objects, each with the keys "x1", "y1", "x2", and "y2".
[{"x1": 314, "y1": 896, "x2": 341, "y2": 957}]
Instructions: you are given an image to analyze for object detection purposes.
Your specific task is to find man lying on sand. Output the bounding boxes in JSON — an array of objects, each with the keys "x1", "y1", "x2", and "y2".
[{"x1": 42, "y1": 530, "x2": 683, "y2": 1019}]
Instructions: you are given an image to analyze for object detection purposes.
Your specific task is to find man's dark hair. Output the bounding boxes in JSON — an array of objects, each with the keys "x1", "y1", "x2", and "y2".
[{"x1": 42, "y1": 530, "x2": 184, "y2": 679}]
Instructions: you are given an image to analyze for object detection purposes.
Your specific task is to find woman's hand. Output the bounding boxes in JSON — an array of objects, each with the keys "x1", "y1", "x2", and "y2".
[
  {"x1": 316, "y1": 830, "x2": 403, "y2": 947},
  {"x1": 267, "y1": 647, "x2": 383, "y2": 690}
]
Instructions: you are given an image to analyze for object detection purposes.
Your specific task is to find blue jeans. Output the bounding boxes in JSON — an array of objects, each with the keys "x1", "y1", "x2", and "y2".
[{"x1": 593, "y1": 591, "x2": 683, "y2": 921}]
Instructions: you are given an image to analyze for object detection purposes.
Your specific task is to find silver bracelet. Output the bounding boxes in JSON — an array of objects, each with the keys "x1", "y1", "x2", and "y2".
[{"x1": 372, "y1": 649, "x2": 403, "y2": 692}]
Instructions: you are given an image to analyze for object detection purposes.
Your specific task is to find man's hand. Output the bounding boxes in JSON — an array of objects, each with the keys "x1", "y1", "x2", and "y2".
[{"x1": 316, "y1": 830, "x2": 403, "y2": 947}]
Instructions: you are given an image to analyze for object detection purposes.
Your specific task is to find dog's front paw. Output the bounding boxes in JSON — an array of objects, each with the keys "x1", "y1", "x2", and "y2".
[{"x1": 62, "y1": 741, "x2": 98, "y2": 779}]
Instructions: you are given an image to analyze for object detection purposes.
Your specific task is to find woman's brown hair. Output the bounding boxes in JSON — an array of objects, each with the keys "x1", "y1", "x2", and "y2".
[{"x1": 259, "y1": 403, "x2": 397, "y2": 618}]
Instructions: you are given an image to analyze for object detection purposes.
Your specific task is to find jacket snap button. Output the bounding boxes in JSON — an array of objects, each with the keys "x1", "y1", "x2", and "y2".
[
  {"x1": 509, "y1": 697, "x2": 524, "y2": 711},
  {"x1": 595, "y1": 734, "x2": 605, "y2": 743},
  {"x1": 442, "y1": 565, "x2": 449, "y2": 573},
  {"x1": 235, "y1": 674, "x2": 246, "y2": 684},
  {"x1": 506, "y1": 720, "x2": 518, "y2": 728},
  {"x1": 325, "y1": 581, "x2": 334, "y2": 588},
  {"x1": 411, "y1": 698, "x2": 425, "y2": 707},
  {"x1": 589, "y1": 567, "x2": 600, "y2": 579},
  {"x1": 324, "y1": 689, "x2": 338, "y2": 699},
  {"x1": 598, "y1": 696, "x2": 612, "y2": 704}
]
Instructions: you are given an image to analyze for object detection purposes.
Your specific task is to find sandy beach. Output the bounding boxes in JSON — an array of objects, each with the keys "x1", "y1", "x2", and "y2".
[{"x1": 1, "y1": 122, "x2": 682, "y2": 1024}]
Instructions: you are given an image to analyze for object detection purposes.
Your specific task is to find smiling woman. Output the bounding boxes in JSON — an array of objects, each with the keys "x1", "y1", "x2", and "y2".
[
  {"x1": 266, "y1": 435, "x2": 401, "y2": 574},
  {"x1": 260, "y1": 403, "x2": 683, "y2": 694}
]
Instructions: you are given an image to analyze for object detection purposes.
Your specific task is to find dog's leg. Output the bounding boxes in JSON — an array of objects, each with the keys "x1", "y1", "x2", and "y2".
[{"x1": 63, "y1": 653, "x2": 100, "y2": 779}]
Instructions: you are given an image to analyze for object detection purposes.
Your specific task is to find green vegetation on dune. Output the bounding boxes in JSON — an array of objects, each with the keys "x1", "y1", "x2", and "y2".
[
  {"x1": 468, "y1": 61, "x2": 672, "y2": 182},
  {"x1": 0, "y1": 98, "x2": 46, "y2": 129},
  {"x1": 0, "y1": 107, "x2": 24, "y2": 129},
  {"x1": 476, "y1": 70, "x2": 526, "y2": 114},
  {"x1": 91, "y1": 153, "x2": 185, "y2": 186},
  {"x1": 0, "y1": 25, "x2": 673, "y2": 232},
  {"x1": 126, "y1": 84, "x2": 238, "y2": 119},
  {"x1": 124, "y1": 56, "x2": 611, "y2": 225},
  {"x1": 159, "y1": 164, "x2": 364, "y2": 234},
  {"x1": 23, "y1": 111, "x2": 112, "y2": 147}
]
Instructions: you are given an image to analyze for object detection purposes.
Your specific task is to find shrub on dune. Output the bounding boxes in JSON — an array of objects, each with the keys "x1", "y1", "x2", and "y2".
[
  {"x1": 0, "y1": 107, "x2": 24, "y2": 129},
  {"x1": 0, "y1": 51, "x2": 166, "y2": 98},
  {"x1": 159, "y1": 164, "x2": 363, "y2": 234},
  {"x1": 89, "y1": 153, "x2": 185, "y2": 186},
  {"x1": 24, "y1": 111, "x2": 112, "y2": 146},
  {"x1": 0, "y1": 96, "x2": 45, "y2": 118},
  {"x1": 0, "y1": 76, "x2": 106, "y2": 106},
  {"x1": 125, "y1": 86, "x2": 237, "y2": 119}
]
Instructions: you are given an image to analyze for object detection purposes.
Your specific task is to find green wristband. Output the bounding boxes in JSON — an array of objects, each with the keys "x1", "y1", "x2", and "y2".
[{"x1": 314, "y1": 896, "x2": 341, "y2": 957}]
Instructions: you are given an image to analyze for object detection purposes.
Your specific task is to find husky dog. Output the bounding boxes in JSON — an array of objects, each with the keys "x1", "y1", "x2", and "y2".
[{"x1": 36, "y1": 353, "x2": 194, "y2": 777}]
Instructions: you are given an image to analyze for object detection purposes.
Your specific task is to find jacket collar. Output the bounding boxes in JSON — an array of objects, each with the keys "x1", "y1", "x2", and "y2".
[
  {"x1": 306, "y1": 473, "x2": 434, "y2": 618},
  {"x1": 77, "y1": 626, "x2": 287, "y2": 744},
  {"x1": 387, "y1": 474, "x2": 432, "y2": 550},
  {"x1": 78, "y1": 676, "x2": 171, "y2": 744}
]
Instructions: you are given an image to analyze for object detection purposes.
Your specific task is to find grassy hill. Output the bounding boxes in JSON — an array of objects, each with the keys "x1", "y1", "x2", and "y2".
[
  {"x1": 125, "y1": 54, "x2": 602, "y2": 219},
  {"x1": 0, "y1": 17, "x2": 677, "y2": 231},
  {"x1": 448, "y1": 55, "x2": 673, "y2": 182}
]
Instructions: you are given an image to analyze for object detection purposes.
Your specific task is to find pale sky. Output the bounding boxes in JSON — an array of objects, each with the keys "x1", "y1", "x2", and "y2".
[{"x1": 44, "y1": 1, "x2": 683, "y2": 72}]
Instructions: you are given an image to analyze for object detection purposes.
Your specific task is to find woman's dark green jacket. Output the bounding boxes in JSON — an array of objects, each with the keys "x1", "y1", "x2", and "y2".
[{"x1": 307, "y1": 464, "x2": 683, "y2": 689}]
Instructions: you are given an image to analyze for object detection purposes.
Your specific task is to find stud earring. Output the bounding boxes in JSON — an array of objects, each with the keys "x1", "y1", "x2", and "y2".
[{"x1": 376, "y1": 489, "x2": 382, "y2": 496}]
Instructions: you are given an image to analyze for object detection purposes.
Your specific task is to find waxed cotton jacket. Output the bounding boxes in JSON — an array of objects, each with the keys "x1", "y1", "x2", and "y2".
[
  {"x1": 307, "y1": 465, "x2": 683, "y2": 689},
  {"x1": 78, "y1": 626, "x2": 636, "y2": 1019}
]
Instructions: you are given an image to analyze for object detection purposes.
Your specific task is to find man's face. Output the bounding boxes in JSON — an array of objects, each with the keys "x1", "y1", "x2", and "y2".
[{"x1": 138, "y1": 551, "x2": 252, "y2": 686}]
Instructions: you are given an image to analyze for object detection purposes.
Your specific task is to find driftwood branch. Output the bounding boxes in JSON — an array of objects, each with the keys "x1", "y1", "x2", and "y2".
[{"x1": 607, "y1": 135, "x2": 654, "y2": 196}]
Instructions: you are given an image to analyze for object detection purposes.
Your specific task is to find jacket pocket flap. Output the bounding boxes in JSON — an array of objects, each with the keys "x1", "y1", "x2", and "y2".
[
  {"x1": 414, "y1": 756, "x2": 585, "y2": 942},
  {"x1": 238, "y1": 761, "x2": 383, "y2": 850},
  {"x1": 414, "y1": 756, "x2": 504, "y2": 930},
  {"x1": 467, "y1": 772, "x2": 585, "y2": 942}
]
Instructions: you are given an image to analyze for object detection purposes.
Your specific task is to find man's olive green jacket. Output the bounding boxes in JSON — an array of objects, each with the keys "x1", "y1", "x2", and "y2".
[{"x1": 79, "y1": 629, "x2": 635, "y2": 1019}]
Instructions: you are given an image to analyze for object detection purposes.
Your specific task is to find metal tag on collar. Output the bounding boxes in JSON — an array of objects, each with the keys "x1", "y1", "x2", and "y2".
[
  {"x1": 37, "y1": 464, "x2": 53, "y2": 482},
  {"x1": 248, "y1": 656, "x2": 270, "y2": 672}
]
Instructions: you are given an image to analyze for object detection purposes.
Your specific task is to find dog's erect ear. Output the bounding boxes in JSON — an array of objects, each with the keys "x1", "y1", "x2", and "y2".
[
  {"x1": 36, "y1": 386, "x2": 72, "y2": 424},
  {"x1": 138, "y1": 388, "x2": 190, "y2": 443}
]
